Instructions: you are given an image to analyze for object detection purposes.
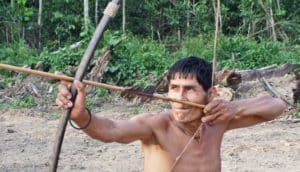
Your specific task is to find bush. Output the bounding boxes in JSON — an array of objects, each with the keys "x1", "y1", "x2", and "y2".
[
  {"x1": 0, "y1": 95, "x2": 37, "y2": 108},
  {"x1": 176, "y1": 35, "x2": 300, "y2": 70},
  {"x1": 40, "y1": 47, "x2": 85, "y2": 73},
  {"x1": 103, "y1": 33, "x2": 174, "y2": 86},
  {"x1": 0, "y1": 40, "x2": 39, "y2": 76},
  {"x1": 0, "y1": 40, "x2": 38, "y2": 65}
]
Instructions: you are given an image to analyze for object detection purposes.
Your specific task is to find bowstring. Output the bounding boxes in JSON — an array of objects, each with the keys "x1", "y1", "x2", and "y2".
[{"x1": 169, "y1": 0, "x2": 220, "y2": 170}]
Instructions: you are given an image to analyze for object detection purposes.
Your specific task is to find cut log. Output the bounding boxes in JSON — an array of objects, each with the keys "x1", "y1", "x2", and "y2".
[
  {"x1": 239, "y1": 64, "x2": 299, "y2": 81},
  {"x1": 215, "y1": 64, "x2": 300, "y2": 86},
  {"x1": 293, "y1": 72, "x2": 300, "y2": 105}
]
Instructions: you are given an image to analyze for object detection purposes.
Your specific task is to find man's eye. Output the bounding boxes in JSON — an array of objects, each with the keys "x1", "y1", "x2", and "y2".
[
  {"x1": 170, "y1": 85, "x2": 177, "y2": 89},
  {"x1": 186, "y1": 87, "x2": 193, "y2": 91}
]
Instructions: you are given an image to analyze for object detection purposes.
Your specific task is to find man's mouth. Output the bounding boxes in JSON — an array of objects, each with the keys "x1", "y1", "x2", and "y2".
[{"x1": 174, "y1": 107, "x2": 190, "y2": 112}]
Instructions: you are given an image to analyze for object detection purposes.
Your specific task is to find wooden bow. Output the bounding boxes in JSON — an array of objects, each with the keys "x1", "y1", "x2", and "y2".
[{"x1": 49, "y1": 0, "x2": 121, "y2": 171}]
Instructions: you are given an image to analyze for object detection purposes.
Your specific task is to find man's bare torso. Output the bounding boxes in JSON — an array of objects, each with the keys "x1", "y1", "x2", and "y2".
[{"x1": 141, "y1": 112, "x2": 227, "y2": 172}]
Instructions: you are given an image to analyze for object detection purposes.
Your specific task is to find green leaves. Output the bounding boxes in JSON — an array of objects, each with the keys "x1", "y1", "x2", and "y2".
[
  {"x1": 176, "y1": 34, "x2": 300, "y2": 70},
  {"x1": 103, "y1": 32, "x2": 171, "y2": 86}
]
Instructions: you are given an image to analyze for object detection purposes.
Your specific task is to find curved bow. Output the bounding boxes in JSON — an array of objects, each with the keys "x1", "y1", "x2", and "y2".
[{"x1": 49, "y1": 1, "x2": 121, "y2": 171}]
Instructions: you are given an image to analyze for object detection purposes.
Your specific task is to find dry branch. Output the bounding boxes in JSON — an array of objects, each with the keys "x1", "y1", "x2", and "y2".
[
  {"x1": 257, "y1": 72, "x2": 292, "y2": 106},
  {"x1": 87, "y1": 49, "x2": 112, "y2": 82}
]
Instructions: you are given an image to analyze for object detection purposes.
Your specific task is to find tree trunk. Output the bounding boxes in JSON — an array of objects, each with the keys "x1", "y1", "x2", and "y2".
[
  {"x1": 212, "y1": 0, "x2": 221, "y2": 85},
  {"x1": 11, "y1": 0, "x2": 14, "y2": 8},
  {"x1": 84, "y1": 0, "x2": 89, "y2": 31},
  {"x1": 122, "y1": 0, "x2": 126, "y2": 33},
  {"x1": 177, "y1": 29, "x2": 181, "y2": 43},
  {"x1": 269, "y1": 7, "x2": 277, "y2": 41},
  {"x1": 258, "y1": 0, "x2": 277, "y2": 41},
  {"x1": 38, "y1": 0, "x2": 43, "y2": 48},
  {"x1": 186, "y1": 0, "x2": 190, "y2": 27},
  {"x1": 6, "y1": 26, "x2": 9, "y2": 43},
  {"x1": 276, "y1": 0, "x2": 281, "y2": 11},
  {"x1": 95, "y1": 0, "x2": 99, "y2": 24}
]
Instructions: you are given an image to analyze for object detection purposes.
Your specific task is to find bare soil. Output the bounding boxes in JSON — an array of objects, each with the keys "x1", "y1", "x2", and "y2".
[{"x1": 0, "y1": 74, "x2": 299, "y2": 172}]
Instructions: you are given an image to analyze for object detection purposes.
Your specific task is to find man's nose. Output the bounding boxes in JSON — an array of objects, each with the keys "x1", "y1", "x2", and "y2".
[{"x1": 177, "y1": 88, "x2": 187, "y2": 100}]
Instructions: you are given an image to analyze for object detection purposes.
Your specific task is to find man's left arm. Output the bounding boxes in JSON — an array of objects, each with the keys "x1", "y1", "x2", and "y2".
[{"x1": 202, "y1": 95, "x2": 286, "y2": 130}]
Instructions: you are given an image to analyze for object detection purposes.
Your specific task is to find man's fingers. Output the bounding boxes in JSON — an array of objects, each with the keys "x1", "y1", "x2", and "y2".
[
  {"x1": 202, "y1": 113, "x2": 218, "y2": 123},
  {"x1": 57, "y1": 92, "x2": 73, "y2": 107},
  {"x1": 73, "y1": 80, "x2": 86, "y2": 110},
  {"x1": 205, "y1": 101, "x2": 224, "y2": 115},
  {"x1": 201, "y1": 110, "x2": 223, "y2": 123},
  {"x1": 74, "y1": 80, "x2": 85, "y2": 92},
  {"x1": 58, "y1": 84, "x2": 72, "y2": 99},
  {"x1": 56, "y1": 97, "x2": 70, "y2": 109},
  {"x1": 204, "y1": 100, "x2": 222, "y2": 114},
  {"x1": 55, "y1": 71, "x2": 72, "y2": 88}
]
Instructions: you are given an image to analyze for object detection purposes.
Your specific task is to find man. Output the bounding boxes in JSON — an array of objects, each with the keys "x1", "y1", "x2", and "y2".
[{"x1": 56, "y1": 56, "x2": 285, "y2": 172}]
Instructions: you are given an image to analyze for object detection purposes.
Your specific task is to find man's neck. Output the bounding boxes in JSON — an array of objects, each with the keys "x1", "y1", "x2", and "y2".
[{"x1": 171, "y1": 115, "x2": 203, "y2": 138}]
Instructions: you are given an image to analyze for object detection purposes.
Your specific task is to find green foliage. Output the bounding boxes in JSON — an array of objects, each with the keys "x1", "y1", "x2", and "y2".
[
  {"x1": 42, "y1": 0, "x2": 84, "y2": 45},
  {"x1": 176, "y1": 34, "x2": 300, "y2": 70},
  {"x1": 85, "y1": 96, "x2": 94, "y2": 109},
  {"x1": 40, "y1": 30, "x2": 122, "y2": 73},
  {"x1": 218, "y1": 36, "x2": 300, "y2": 69},
  {"x1": 0, "y1": 95, "x2": 37, "y2": 108},
  {"x1": 14, "y1": 95, "x2": 36, "y2": 107},
  {"x1": 40, "y1": 46, "x2": 85, "y2": 73},
  {"x1": 95, "y1": 88, "x2": 108, "y2": 97},
  {"x1": 293, "y1": 102, "x2": 300, "y2": 118},
  {"x1": 174, "y1": 34, "x2": 214, "y2": 62},
  {"x1": 1, "y1": 77, "x2": 15, "y2": 88},
  {"x1": 103, "y1": 32, "x2": 173, "y2": 86},
  {"x1": 0, "y1": 40, "x2": 38, "y2": 76},
  {"x1": 0, "y1": 40, "x2": 38, "y2": 65},
  {"x1": 293, "y1": 111, "x2": 300, "y2": 118}
]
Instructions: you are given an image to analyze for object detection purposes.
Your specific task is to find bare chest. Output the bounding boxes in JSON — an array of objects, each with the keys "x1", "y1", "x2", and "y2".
[{"x1": 142, "y1": 124, "x2": 225, "y2": 172}]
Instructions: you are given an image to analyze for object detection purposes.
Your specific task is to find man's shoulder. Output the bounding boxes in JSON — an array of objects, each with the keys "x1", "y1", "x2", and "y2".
[{"x1": 133, "y1": 111, "x2": 172, "y2": 129}]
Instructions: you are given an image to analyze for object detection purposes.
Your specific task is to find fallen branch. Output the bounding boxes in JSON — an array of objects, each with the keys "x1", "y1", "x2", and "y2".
[
  {"x1": 257, "y1": 71, "x2": 292, "y2": 106},
  {"x1": 0, "y1": 63, "x2": 205, "y2": 109}
]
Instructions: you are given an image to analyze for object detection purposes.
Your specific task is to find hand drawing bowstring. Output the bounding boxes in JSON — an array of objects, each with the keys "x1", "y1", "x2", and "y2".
[{"x1": 0, "y1": 0, "x2": 220, "y2": 171}]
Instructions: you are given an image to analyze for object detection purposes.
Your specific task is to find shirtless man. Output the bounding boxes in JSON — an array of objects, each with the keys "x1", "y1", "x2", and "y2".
[{"x1": 56, "y1": 56, "x2": 285, "y2": 172}]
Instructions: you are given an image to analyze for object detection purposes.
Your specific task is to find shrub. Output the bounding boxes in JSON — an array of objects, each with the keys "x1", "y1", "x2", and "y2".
[
  {"x1": 176, "y1": 34, "x2": 300, "y2": 70},
  {"x1": 103, "y1": 33, "x2": 173, "y2": 86}
]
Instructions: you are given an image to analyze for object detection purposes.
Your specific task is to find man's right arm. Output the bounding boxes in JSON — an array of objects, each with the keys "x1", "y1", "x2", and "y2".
[
  {"x1": 56, "y1": 79, "x2": 155, "y2": 144},
  {"x1": 74, "y1": 109, "x2": 155, "y2": 143}
]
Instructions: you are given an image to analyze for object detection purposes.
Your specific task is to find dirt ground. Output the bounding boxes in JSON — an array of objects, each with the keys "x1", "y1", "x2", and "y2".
[{"x1": 0, "y1": 74, "x2": 300, "y2": 172}]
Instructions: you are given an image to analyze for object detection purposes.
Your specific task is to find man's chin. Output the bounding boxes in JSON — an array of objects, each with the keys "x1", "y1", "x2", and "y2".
[
  {"x1": 172, "y1": 110, "x2": 203, "y2": 123},
  {"x1": 173, "y1": 111, "x2": 190, "y2": 122}
]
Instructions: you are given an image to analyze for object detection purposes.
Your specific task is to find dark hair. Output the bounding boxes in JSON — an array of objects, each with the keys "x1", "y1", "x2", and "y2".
[{"x1": 167, "y1": 56, "x2": 212, "y2": 91}]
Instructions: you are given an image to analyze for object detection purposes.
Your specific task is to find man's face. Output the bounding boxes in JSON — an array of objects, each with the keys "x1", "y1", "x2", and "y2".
[{"x1": 168, "y1": 73, "x2": 208, "y2": 123}]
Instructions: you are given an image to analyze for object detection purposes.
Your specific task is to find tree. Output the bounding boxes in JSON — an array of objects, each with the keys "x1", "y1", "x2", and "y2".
[
  {"x1": 122, "y1": 0, "x2": 126, "y2": 33},
  {"x1": 84, "y1": 0, "x2": 89, "y2": 31},
  {"x1": 38, "y1": 0, "x2": 43, "y2": 48}
]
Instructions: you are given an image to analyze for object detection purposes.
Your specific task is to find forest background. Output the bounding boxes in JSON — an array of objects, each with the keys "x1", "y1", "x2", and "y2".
[{"x1": 0, "y1": 0, "x2": 299, "y2": 98}]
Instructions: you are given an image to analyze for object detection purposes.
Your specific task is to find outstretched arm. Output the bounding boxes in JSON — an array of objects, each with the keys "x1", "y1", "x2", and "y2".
[
  {"x1": 56, "y1": 79, "x2": 154, "y2": 143},
  {"x1": 226, "y1": 95, "x2": 286, "y2": 130},
  {"x1": 202, "y1": 95, "x2": 286, "y2": 130}
]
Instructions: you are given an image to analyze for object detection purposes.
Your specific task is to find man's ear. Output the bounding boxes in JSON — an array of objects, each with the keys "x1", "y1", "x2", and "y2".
[{"x1": 207, "y1": 86, "x2": 218, "y2": 102}]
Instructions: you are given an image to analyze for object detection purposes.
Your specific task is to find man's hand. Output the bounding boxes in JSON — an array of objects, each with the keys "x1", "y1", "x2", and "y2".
[
  {"x1": 55, "y1": 72, "x2": 87, "y2": 120},
  {"x1": 202, "y1": 99, "x2": 237, "y2": 125}
]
